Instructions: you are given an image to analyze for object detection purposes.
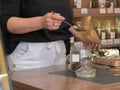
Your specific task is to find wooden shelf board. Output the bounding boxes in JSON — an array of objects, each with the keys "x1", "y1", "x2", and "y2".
[{"x1": 73, "y1": 8, "x2": 120, "y2": 17}]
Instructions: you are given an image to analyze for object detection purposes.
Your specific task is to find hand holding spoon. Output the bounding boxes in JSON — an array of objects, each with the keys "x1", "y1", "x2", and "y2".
[{"x1": 51, "y1": 11, "x2": 86, "y2": 32}]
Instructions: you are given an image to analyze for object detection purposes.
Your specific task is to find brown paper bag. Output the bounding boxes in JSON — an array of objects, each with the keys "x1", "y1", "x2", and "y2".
[{"x1": 77, "y1": 27, "x2": 101, "y2": 44}]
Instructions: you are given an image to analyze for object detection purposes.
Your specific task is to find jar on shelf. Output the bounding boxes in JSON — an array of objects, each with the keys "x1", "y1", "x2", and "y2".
[
  {"x1": 95, "y1": 20, "x2": 102, "y2": 37},
  {"x1": 114, "y1": 0, "x2": 120, "y2": 8},
  {"x1": 110, "y1": 25, "x2": 115, "y2": 39},
  {"x1": 76, "y1": 0, "x2": 82, "y2": 8},
  {"x1": 105, "y1": 20, "x2": 112, "y2": 39},
  {"x1": 99, "y1": 0, "x2": 106, "y2": 8},
  {"x1": 101, "y1": 26, "x2": 107, "y2": 40},
  {"x1": 115, "y1": 21, "x2": 120, "y2": 38},
  {"x1": 71, "y1": 0, "x2": 76, "y2": 8},
  {"x1": 91, "y1": 0, "x2": 99, "y2": 8},
  {"x1": 105, "y1": 0, "x2": 111, "y2": 8}
]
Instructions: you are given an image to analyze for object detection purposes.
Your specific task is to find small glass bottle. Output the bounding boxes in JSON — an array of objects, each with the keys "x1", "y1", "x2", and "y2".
[
  {"x1": 75, "y1": 46, "x2": 96, "y2": 78},
  {"x1": 101, "y1": 26, "x2": 107, "y2": 40},
  {"x1": 105, "y1": 0, "x2": 111, "y2": 8},
  {"x1": 115, "y1": 21, "x2": 120, "y2": 38},
  {"x1": 105, "y1": 20, "x2": 112, "y2": 39},
  {"x1": 115, "y1": 0, "x2": 120, "y2": 8},
  {"x1": 110, "y1": 25, "x2": 115, "y2": 39},
  {"x1": 95, "y1": 20, "x2": 102, "y2": 38},
  {"x1": 91, "y1": 0, "x2": 99, "y2": 8},
  {"x1": 71, "y1": 0, "x2": 76, "y2": 8},
  {"x1": 99, "y1": 0, "x2": 106, "y2": 8},
  {"x1": 70, "y1": 43, "x2": 82, "y2": 71}
]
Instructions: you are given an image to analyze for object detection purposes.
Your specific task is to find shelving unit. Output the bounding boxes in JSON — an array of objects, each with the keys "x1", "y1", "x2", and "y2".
[
  {"x1": 73, "y1": 8, "x2": 120, "y2": 17},
  {"x1": 72, "y1": 0, "x2": 120, "y2": 48},
  {"x1": 101, "y1": 44, "x2": 120, "y2": 48}
]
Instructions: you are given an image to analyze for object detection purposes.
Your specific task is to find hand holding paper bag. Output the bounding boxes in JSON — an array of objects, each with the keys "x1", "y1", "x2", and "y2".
[
  {"x1": 69, "y1": 16, "x2": 101, "y2": 50},
  {"x1": 77, "y1": 26, "x2": 101, "y2": 44}
]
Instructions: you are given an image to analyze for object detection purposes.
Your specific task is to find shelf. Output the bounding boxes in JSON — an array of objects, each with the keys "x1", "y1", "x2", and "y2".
[
  {"x1": 73, "y1": 41, "x2": 120, "y2": 49},
  {"x1": 73, "y1": 8, "x2": 120, "y2": 17},
  {"x1": 102, "y1": 44, "x2": 120, "y2": 48}
]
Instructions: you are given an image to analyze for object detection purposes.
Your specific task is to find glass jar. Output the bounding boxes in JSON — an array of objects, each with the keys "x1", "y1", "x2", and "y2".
[
  {"x1": 105, "y1": 20, "x2": 112, "y2": 39},
  {"x1": 70, "y1": 45, "x2": 82, "y2": 71},
  {"x1": 75, "y1": 59, "x2": 96, "y2": 78},
  {"x1": 115, "y1": 21, "x2": 120, "y2": 38},
  {"x1": 105, "y1": 0, "x2": 111, "y2": 8},
  {"x1": 92, "y1": 0, "x2": 99, "y2": 8},
  {"x1": 95, "y1": 20, "x2": 102, "y2": 37},
  {"x1": 75, "y1": 46, "x2": 96, "y2": 78},
  {"x1": 99, "y1": 0, "x2": 106, "y2": 8}
]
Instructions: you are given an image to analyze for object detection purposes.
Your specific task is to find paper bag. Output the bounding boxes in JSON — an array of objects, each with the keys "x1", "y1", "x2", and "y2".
[{"x1": 77, "y1": 27, "x2": 101, "y2": 44}]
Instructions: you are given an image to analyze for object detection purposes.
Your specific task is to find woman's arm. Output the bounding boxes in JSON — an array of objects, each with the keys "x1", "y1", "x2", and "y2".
[{"x1": 7, "y1": 13, "x2": 65, "y2": 34}]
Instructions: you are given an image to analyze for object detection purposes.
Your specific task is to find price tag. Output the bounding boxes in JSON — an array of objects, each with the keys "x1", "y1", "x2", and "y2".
[
  {"x1": 70, "y1": 37, "x2": 74, "y2": 43},
  {"x1": 107, "y1": 8, "x2": 113, "y2": 13},
  {"x1": 114, "y1": 39, "x2": 119, "y2": 44},
  {"x1": 76, "y1": 0, "x2": 82, "y2": 8},
  {"x1": 81, "y1": 8, "x2": 88, "y2": 14},
  {"x1": 100, "y1": 8, "x2": 106, "y2": 14},
  {"x1": 114, "y1": 8, "x2": 120, "y2": 13},
  {"x1": 107, "y1": 39, "x2": 113, "y2": 45},
  {"x1": 72, "y1": 54, "x2": 79, "y2": 62},
  {"x1": 117, "y1": 8, "x2": 120, "y2": 13},
  {"x1": 118, "y1": 39, "x2": 120, "y2": 44},
  {"x1": 101, "y1": 40, "x2": 108, "y2": 45}
]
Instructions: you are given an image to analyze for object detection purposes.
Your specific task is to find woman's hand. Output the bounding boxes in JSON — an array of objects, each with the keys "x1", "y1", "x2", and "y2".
[
  {"x1": 83, "y1": 42, "x2": 101, "y2": 51},
  {"x1": 42, "y1": 12, "x2": 65, "y2": 30},
  {"x1": 69, "y1": 25, "x2": 101, "y2": 51},
  {"x1": 69, "y1": 25, "x2": 80, "y2": 39}
]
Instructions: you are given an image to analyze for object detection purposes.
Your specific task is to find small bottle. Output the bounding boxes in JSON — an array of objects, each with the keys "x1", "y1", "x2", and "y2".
[
  {"x1": 110, "y1": 0, "x2": 115, "y2": 8},
  {"x1": 99, "y1": 0, "x2": 106, "y2": 8},
  {"x1": 95, "y1": 20, "x2": 102, "y2": 38},
  {"x1": 117, "y1": 0, "x2": 120, "y2": 7},
  {"x1": 115, "y1": 0, "x2": 120, "y2": 8},
  {"x1": 105, "y1": 20, "x2": 112, "y2": 39},
  {"x1": 92, "y1": 0, "x2": 99, "y2": 8},
  {"x1": 105, "y1": 0, "x2": 111, "y2": 8},
  {"x1": 71, "y1": 0, "x2": 76, "y2": 8},
  {"x1": 101, "y1": 26, "x2": 107, "y2": 40},
  {"x1": 115, "y1": 21, "x2": 120, "y2": 38},
  {"x1": 110, "y1": 25, "x2": 115, "y2": 39},
  {"x1": 76, "y1": 0, "x2": 82, "y2": 8}
]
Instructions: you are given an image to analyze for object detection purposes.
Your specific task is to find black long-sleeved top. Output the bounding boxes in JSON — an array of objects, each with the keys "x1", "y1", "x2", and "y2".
[{"x1": 0, "y1": 0, "x2": 73, "y2": 54}]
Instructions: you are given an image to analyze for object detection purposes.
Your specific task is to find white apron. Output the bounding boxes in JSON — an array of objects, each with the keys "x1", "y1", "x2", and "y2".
[{"x1": 7, "y1": 41, "x2": 66, "y2": 71}]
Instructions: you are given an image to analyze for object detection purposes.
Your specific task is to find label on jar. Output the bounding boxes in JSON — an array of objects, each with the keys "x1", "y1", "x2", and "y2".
[
  {"x1": 74, "y1": 0, "x2": 77, "y2": 6},
  {"x1": 117, "y1": 28, "x2": 120, "y2": 38},
  {"x1": 110, "y1": 31, "x2": 115, "y2": 39},
  {"x1": 76, "y1": 0, "x2": 82, "y2": 8},
  {"x1": 117, "y1": 28, "x2": 120, "y2": 33},
  {"x1": 97, "y1": 27, "x2": 101, "y2": 36},
  {"x1": 80, "y1": 49, "x2": 90, "y2": 60},
  {"x1": 107, "y1": 39, "x2": 113, "y2": 45},
  {"x1": 100, "y1": 8, "x2": 106, "y2": 13},
  {"x1": 101, "y1": 32, "x2": 106, "y2": 40},
  {"x1": 101, "y1": 39, "x2": 108, "y2": 45},
  {"x1": 72, "y1": 54, "x2": 80, "y2": 62}
]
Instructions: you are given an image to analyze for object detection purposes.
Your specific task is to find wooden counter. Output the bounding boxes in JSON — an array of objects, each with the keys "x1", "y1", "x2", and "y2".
[{"x1": 12, "y1": 65, "x2": 120, "y2": 90}]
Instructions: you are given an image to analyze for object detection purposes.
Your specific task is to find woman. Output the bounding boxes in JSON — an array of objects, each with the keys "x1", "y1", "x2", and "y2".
[{"x1": 0, "y1": 0, "x2": 100, "y2": 71}]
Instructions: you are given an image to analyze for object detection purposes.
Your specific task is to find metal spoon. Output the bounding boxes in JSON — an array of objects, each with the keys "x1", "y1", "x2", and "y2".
[
  {"x1": 51, "y1": 11, "x2": 86, "y2": 32},
  {"x1": 63, "y1": 20, "x2": 86, "y2": 32}
]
